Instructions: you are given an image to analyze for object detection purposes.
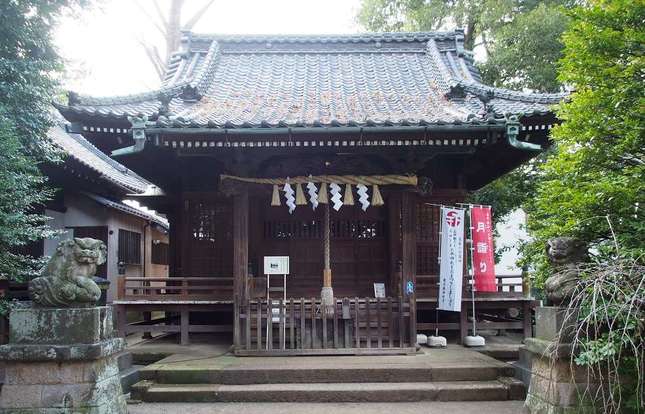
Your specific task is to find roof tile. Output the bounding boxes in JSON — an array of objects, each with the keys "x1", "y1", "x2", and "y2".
[{"x1": 59, "y1": 31, "x2": 565, "y2": 128}]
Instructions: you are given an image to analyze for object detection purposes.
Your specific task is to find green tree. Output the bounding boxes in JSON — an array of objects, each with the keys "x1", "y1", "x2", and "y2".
[
  {"x1": 357, "y1": 0, "x2": 573, "y2": 92},
  {"x1": 522, "y1": 0, "x2": 645, "y2": 281},
  {"x1": 0, "y1": 0, "x2": 84, "y2": 284},
  {"x1": 358, "y1": 1, "x2": 573, "y2": 229}
]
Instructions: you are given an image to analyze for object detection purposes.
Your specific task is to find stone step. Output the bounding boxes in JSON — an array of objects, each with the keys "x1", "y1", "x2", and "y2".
[
  {"x1": 141, "y1": 365, "x2": 515, "y2": 385},
  {"x1": 121, "y1": 365, "x2": 143, "y2": 394},
  {"x1": 134, "y1": 378, "x2": 525, "y2": 403}
]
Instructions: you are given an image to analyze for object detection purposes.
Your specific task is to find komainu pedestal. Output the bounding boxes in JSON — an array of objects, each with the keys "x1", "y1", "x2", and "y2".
[
  {"x1": 0, "y1": 306, "x2": 127, "y2": 413},
  {"x1": 523, "y1": 306, "x2": 596, "y2": 414}
]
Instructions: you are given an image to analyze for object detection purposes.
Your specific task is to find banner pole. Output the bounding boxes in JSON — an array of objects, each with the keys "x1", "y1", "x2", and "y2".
[
  {"x1": 468, "y1": 207, "x2": 477, "y2": 337},
  {"x1": 437, "y1": 205, "x2": 443, "y2": 337},
  {"x1": 428, "y1": 205, "x2": 447, "y2": 348}
]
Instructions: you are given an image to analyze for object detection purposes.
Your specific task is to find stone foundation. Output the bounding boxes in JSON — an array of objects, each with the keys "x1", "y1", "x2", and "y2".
[
  {"x1": 0, "y1": 306, "x2": 127, "y2": 414},
  {"x1": 523, "y1": 307, "x2": 597, "y2": 414}
]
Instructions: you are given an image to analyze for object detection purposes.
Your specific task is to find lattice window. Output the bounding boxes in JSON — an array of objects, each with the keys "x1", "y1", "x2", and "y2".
[
  {"x1": 331, "y1": 219, "x2": 385, "y2": 239},
  {"x1": 264, "y1": 219, "x2": 385, "y2": 240},
  {"x1": 416, "y1": 203, "x2": 440, "y2": 241},
  {"x1": 118, "y1": 229, "x2": 141, "y2": 265},
  {"x1": 264, "y1": 220, "x2": 322, "y2": 239},
  {"x1": 416, "y1": 203, "x2": 440, "y2": 275}
]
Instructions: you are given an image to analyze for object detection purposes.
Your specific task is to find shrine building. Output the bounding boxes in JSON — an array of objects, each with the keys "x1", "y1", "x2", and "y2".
[{"x1": 56, "y1": 30, "x2": 564, "y2": 355}]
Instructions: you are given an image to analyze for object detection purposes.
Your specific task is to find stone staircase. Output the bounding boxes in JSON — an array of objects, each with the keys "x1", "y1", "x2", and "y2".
[{"x1": 130, "y1": 348, "x2": 526, "y2": 403}]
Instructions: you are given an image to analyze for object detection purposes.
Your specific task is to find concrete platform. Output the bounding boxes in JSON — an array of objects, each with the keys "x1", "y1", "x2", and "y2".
[
  {"x1": 129, "y1": 342, "x2": 524, "y2": 403},
  {"x1": 126, "y1": 332, "x2": 526, "y2": 403},
  {"x1": 137, "y1": 345, "x2": 516, "y2": 384}
]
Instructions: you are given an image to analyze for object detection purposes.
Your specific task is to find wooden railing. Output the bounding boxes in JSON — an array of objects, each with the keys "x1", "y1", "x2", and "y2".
[
  {"x1": 416, "y1": 273, "x2": 526, "y2": 298},
  {"x1": 235, "y1": 296, "x2": 416, "y2": 355},
  {"x1": 116, "y1": 276, "x2": 234, "y2": 301}
]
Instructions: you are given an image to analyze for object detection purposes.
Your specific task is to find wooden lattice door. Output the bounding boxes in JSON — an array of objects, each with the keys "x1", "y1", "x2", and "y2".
[{"x1": 258, "y1": 200, "x2": 388, "y2": 298}]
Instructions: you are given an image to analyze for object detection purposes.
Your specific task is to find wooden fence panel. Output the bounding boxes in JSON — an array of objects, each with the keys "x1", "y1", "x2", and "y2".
[{"x1": 237, "y1": 296, "x2": 415, "y2": 355}]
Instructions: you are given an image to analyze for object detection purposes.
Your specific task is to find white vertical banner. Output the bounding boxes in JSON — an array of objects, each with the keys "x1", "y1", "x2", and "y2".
[{"x1": 438, "y1": 207, "x2": 465, "y2": 312}]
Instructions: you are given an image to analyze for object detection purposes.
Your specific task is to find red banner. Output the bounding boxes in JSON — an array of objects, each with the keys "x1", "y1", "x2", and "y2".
[{"x1": 471, "y1": 206, "x2": 497, "y2": 292}]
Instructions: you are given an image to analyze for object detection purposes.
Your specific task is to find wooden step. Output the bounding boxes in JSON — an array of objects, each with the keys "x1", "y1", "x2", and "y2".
[{"x1": 134, "y1": 379, "x2": 524, "y2": 403}]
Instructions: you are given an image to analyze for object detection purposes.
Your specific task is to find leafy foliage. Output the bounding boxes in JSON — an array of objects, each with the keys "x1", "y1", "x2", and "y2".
[
  {"x1": 357, "y1": 0, "x2": 573, "y2": 92},
  {"x1": 522, "y1": 0, "x2": 645, "y2": 282},
  {"x1": 0, "y1": 0, "x2": 84, "y2": 281},
  {"x1": 556, "y1": 256, "x2": 644, "y2": 413}
]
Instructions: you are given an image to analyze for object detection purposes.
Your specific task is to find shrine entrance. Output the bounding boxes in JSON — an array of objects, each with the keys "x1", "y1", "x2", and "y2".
[
  {"x1": 252, "y1": 197, "x2": 389, "y2": 299},
  {"x1": 228, "y1": 176, "x2": 419, "y2": 355}
]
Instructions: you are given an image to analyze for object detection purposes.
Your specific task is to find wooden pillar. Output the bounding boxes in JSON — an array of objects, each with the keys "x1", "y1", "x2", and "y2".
[
  {"x1": 233, "y1": 190, "x2": 249, "y2": 348},
  {"x1": 179, "y1": 193, "x2": 190, "y2": 277},
  {"x1": 180, "y1": 307, "x2": 190, "y2": 345},
  {"x1": 401, "y1": 192, "x2": 417, "y2": 346},
  {"x1": 166, "y1": 194, "x2": 181, "y2": 277},
  {"x1": 387, "y1": 192, "x2": 403, "y2": 296}
]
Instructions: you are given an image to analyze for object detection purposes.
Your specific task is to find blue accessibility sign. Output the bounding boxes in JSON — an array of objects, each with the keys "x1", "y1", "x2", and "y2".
[{"x1": 406, "y1": 280, "x2": 415, "y2": 295}]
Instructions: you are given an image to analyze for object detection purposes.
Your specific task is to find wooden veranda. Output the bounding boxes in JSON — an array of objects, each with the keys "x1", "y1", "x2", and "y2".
[{"x1": 114, "y1": 189, "x2": 536, "y2": 353}]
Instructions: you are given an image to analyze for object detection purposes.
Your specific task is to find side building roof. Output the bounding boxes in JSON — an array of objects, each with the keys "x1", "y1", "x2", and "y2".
[
  {"x1": 56, "y1": 30, "x2": 565, "y2": 130},
  {"x1": 48, "y1": 122, "x2": 155, "y2": 194}
]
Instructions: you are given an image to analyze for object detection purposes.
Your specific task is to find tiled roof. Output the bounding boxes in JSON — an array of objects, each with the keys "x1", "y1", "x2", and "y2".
[
  {"x1": 48, "y1": 123, "x2": 153, "y2": 194},
  {"x1": 83, "y1": 193, "x2": 169, "y2": 229},
  {"x1": 58, "y1": 30, "x2": 566, "y2": 129}
]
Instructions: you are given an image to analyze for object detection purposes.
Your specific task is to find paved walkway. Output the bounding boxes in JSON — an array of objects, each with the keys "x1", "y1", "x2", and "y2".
[{"x1": 128, "y1": 401, "x2": 527, "y2": 413}]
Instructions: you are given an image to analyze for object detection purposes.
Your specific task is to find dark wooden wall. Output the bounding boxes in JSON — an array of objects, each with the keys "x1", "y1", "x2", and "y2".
[
  {"x1": 179, "y1": 192, "x2": 234, "y2": 277},
  {"x1": 174, "y1": 188, "x2": 466, "y2": 300}
]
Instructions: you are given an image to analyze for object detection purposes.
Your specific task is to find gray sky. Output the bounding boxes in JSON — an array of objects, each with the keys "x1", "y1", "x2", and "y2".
[{"x1": 56, "y1": 0, "x2": 361, "y2": 96}]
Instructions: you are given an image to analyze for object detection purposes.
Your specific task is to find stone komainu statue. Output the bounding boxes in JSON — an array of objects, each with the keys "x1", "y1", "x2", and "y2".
[
  {"x1": 544, "y1": 237, "x2": 587, "y2": 305},
  {"x1": 29, "y1": 238, "x2": 107, "y2": 307}
]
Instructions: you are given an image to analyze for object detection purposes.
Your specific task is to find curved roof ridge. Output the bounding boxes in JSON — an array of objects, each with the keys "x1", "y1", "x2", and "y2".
[
  {"x1": 185, "y1": 30, "x2": 463, "y2": 44},
  {"x1": 63, "y1": 41, "x2": 222, "y2": 108},
  {"x1": 188, "y1": 40, "x2": 221, "y2": 91},
  {"x1": 456, "y1": 79, "x2": 568, "y2": 104},
  {"x1": 64, "y1": 84, "x2": 185, "y2": 107}
]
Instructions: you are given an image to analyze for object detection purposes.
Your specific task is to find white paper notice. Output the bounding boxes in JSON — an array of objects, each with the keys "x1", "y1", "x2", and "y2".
[
  {"x1": 438, "y1": 207, "x2": 465, "y2": 312},
  {"x1": 373, "y1": 283, "x2": 386, "y2": 298}
]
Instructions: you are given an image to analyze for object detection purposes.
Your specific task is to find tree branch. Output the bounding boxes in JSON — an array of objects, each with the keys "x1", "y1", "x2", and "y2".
[
  {"x1": 183, "y1": 0, "x2": 216, "y2": 30},
  {"x1": 138, "y1": 39, "x2": 165, "y2": 79},
  {"x1": 152, "y1": 0, "x2": 169, "y2": 32},
  {"x1": 133, "y1": 0, "x2": 167, "y2": 37}
]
